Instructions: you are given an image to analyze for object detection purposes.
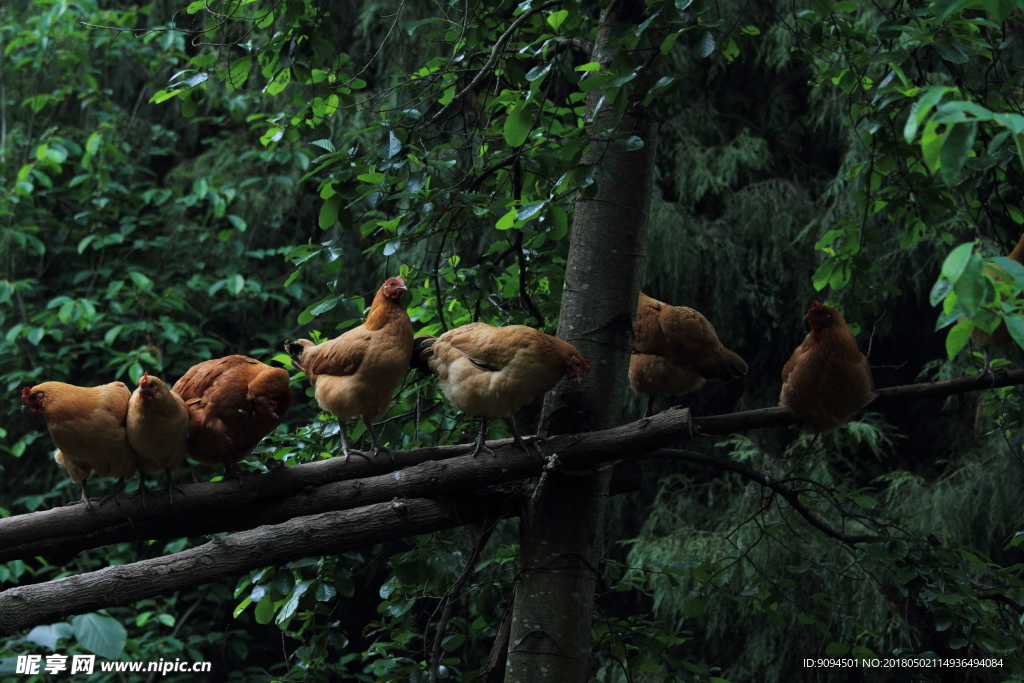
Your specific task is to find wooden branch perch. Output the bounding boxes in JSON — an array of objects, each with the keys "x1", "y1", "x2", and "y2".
[
  {"x1": 2, "y1": 369, "x2": 1021, "y2": 564},
  {"x1": 0, "y1": 466, "x2": 641, "y2": 636},
  {"x1": 0, "y1": 490, "x2": 516, "y2": 636}
]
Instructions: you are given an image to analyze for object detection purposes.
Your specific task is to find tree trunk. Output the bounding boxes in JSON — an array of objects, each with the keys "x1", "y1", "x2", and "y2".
[{"x1": 505, "y1": 1, "x2": 664, "y2": 680}]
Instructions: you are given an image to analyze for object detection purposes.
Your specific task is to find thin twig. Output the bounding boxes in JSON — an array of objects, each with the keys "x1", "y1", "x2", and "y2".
[
  {"x1": 422, "y1": 1, "x2": 561, "y2": 129},
  {"x1": 428, "y1": 523, "x2": 497, "y2": 683}
]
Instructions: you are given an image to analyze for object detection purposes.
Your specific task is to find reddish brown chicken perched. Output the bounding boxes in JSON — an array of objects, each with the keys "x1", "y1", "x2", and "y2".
[
  {"x1": 21, "y1": 381, "x2": 139, "y2": 507},
  {"x1": 779, "y1": 301, "x2": 876, "y2": 433},
  {"x1": 413, "y1": 323, "x2": 590, "y2": 457},
  {"x1": 172, "y1": 356, "x2": 292, "y2": 479},
  {"x1": 126, "y1": 372, "x2": 189, "y2": 505},
  {"x1": 971, "y1": 232, "x2": 1024, "y2": 372},
  {"x1": 630, "y1": 292, "x2": 748, "y2": 417},
  {"x1": 286, "y1": 277, "x2": 413, "y2": 461}
]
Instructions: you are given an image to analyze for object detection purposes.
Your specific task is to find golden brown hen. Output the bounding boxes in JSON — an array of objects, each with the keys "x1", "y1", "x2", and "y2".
[
  {"x1": 630, "y1": 292, "x2": 747, "y2": 417},
  {"x1": 286, "y1": 277, "x2": 413, "y2": 461},
  {"x1": 413, "y1": 322, "x2": 590, "y2": 457},
  {"x1": 126, "y1": 372, "x2": 189, "y2": 505},
  {"x1": 21, "y1": 381, "x2": 139, "y2": 507},
  {"x1": 779, "y1": 300, "x2": 875, "y2": 433},
  {"x1": 172, "y1": 356, "x2": 291, "y2": 479}
]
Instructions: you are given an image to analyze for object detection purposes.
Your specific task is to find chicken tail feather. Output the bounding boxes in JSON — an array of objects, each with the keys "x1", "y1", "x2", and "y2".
[
  {"x1": 411, "y1": 335, "x2": 437, "y2": 374},
  {"x1": 697, "y1": 347, "x2": 749, "y2": 381},
  {"x1": 284, "y1": 339, "x2": 312, "y2": 372}
]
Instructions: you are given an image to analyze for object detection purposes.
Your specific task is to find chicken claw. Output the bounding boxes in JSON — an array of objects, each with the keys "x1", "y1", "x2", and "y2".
[{"x1": 470, "y1": 417, "x2": 497, "y2": 458}]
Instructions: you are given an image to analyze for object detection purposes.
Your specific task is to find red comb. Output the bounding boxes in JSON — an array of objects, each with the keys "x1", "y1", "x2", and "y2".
[
  {"x1": 20, "y1": 387, "x2": 31, "y2": 402},
  {"x1": 140, "y1": 372, "x2": 149, "y2": 386}
]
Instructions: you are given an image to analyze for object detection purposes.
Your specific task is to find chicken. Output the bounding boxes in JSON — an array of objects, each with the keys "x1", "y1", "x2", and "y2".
[
  {"x1": 630, "y1": 292, "x2": 748, "y2": 417},
  {"x1": 412, "y1": 322, "x2": 590, "y2": 457},
  {"x1": 285, "y1": 276, "x2": 413, "y2": 461},
  {"x1": 172, "y1": 355, "x2": 292, "y2": 479},
  {"x1": 971, "y1": 232, "x2": 1024, "y2": 372},
  {"x1": 126, "y1": 372, "x2": 189, "y2": 506},
  {"x1": 21, "y1": 381, "x2": 139, "y2": 508},
  {"x1": 779, "y1": 300, "x2": 876, "y2": 433}
]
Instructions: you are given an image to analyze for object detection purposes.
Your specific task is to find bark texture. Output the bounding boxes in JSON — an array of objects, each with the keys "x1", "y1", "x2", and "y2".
[
  {"x1": 0, "y1": 469, "x2": 643, "y2": 636},
  {"x1": 506, "y1": 1, "x2": 664, "y2": 681}
]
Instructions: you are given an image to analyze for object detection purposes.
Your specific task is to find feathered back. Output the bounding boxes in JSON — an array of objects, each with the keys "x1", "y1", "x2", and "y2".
[
  {"x1": 635, "y1": 292, "x2": 747, "y2": 381},
  {"x1": 247, "y1": 365, "x2": 292, "y2": 409}
]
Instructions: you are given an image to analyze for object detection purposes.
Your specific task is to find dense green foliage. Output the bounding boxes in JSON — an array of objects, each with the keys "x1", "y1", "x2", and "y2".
[{"x1": 3, "y1": 0, "x2": 1024, "y2": 681}]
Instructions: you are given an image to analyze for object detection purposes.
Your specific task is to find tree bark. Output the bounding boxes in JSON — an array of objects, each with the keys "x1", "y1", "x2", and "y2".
[
  {"x1": 506, "y1": 1, "x2": 664, "y2": 680},
  {"x1": 0, "y1": 468, "x2": 642, "y2": 636}
]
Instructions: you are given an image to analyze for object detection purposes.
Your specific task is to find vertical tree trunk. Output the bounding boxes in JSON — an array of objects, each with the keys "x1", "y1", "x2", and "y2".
[{"x1": 504, "y1": 1, "x2": 664, "y2": 681}]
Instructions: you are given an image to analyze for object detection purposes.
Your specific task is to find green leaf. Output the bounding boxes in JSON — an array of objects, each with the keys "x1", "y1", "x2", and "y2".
[
  {"x1": 495, "y1": 208, "x2": 517, "y2": 230},
  {"x1": 940, "y1": 243, "x2": 975, "y2": 284},
  {"x1": 265, "y1": 68, "x2": 291, "y2": 96},
  {"x1": 953, "y1": 253, "x2": 984, "y2": 313},
  {"x1": 929, "y1": 278, "x2": 953, "y2": 307},
  {"x1": 26, "y1": 623, "x2": 74, "y2": 651},
  {"x1": 939, "y1": 121, "x2": 977, "y2": 185},
  {"x1": 319, "y1": 194, "x2": 342, "y2": 229},
  {"x1": 227, "y1": 274, "x2": 245, "y2": 296},
  {"x1": 276, "y1": 580, "x2": 312, "y2": 625},
  {"x1": 825, "y1": 642, "x2": 850, "y2": 656},
  {"x1": 72, "y1": 614, "x2": 127, "y2": 660},
  {"x1": 696, "y1": 31, "x2": 716, "y2": 58},
  {"x1": 504, "y1": 103, "x2": 532, "y2": 147},
  {"x1": 854, "y1": 495, "x2": 878, "y2": 509},
  {"x1": 441, "y1": 633, "x2": 466, "y2": 651},
  {"x1": 945, "y1": 317, "x2": 974, "y2": 359},
  {"x1": 298, "y1": 296, "x2": 340, "y2": 324},
  {"x1": 254, "y1": 595, "x2": 275, "y2": 625},
  {"x1": 811, "y1": 259, "x2": 836, "y2": 292},
  {"x1": 228, "y1": 56, "x2": 252, "y2": 89},
  {"x1": 517, "y1": 201, "x2": 546, "y2": 221},
  {"x1": 526, "y1": 64, "x2": 551, "y2": 82},
  {"x1": 1004, "y1": 316, "x2": 1024, "y2": 351},
  {"x1": 546, "y1": 9, "x2": 569, "y2": 29},
  {"x1": 575, "y1": 62, "x2": 601, "y2": 72}
]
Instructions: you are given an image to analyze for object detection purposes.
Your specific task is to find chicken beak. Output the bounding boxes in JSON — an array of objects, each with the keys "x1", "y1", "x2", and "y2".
[{"x1": 269, "y1": 410, "x2": 280, "y2": 420}]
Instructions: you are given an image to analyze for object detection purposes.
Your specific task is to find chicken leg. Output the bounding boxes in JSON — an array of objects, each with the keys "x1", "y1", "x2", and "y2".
[{"x1": 471, "y1": 418, "x2": 496, "y2": 458}]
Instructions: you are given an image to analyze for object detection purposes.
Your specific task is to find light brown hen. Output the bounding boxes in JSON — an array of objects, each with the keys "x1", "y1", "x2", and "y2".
[
  {"x1": 21, "y1": 381, "x2": 138, "y2": 507},
  {"x1": 413, "y1": 322, "x2": 590, "y2": 456},
  {"x1": 286, "y1": 277, "x2": 413, "y2": 461},
  {"x1": 630, "y1": 292, "x2": 748, "y2": 417}
]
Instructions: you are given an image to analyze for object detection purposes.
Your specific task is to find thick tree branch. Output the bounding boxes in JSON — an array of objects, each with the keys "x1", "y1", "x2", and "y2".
[
  {"x1": 0, "y1": 468, "x2": 641, "y2": 636},
  {"x1": 0, "y1": 491, "x2": 516, "y2": 637},
  {"x1": 3, "y1": 369, "x2": 1021, "y2": 563}
]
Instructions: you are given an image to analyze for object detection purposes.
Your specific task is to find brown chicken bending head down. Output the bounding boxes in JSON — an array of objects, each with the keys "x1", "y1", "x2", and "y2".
[
  {"x1": 20, "y1": 386, "x2": 42, "y2": 413},
  {"x1": 171, "y1": 356, "x2": 292, "y2": 478},
  {"x1": 779, "y1": 300, "x2": 876, "y2": 434},
  {"x1": 411, "y1": 322, "x2": 590, "y2": 457}
]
